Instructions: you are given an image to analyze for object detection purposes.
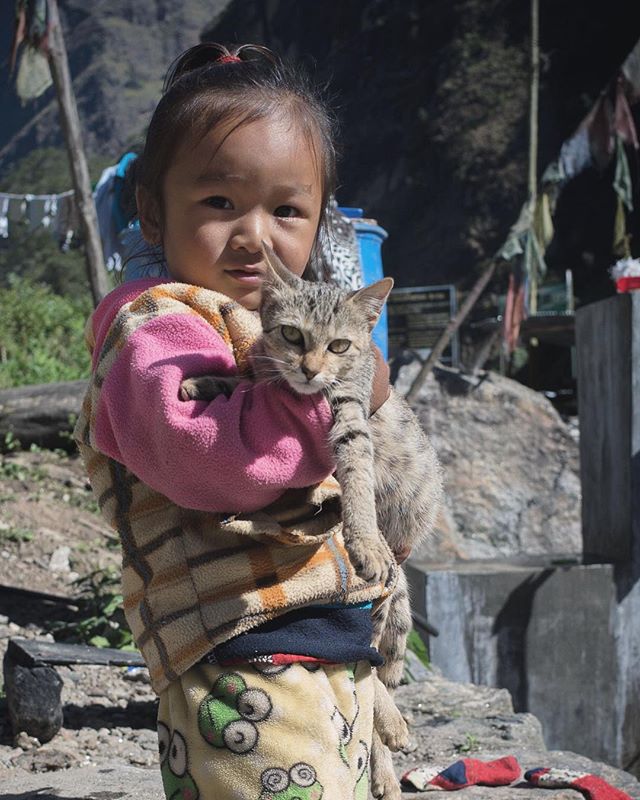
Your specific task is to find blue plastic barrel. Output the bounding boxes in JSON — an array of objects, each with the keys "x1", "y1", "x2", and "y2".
[{"x1": 338, "y1": 207, "x2": 389, "y2": 358}]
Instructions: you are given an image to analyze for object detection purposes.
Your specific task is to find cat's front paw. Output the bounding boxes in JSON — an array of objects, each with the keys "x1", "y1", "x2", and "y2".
[
  {"x1": 180, "y1": 376, "x2": 239, "y2": 401},
  {"x1": 374, "y1": 678, "x2": 410, "y2": 752},
  {"x1": 347, "y1": 535, "x2": 391, "y2": 585},
  {"x1": 371, "y1": 769, "x2": 402, "y2": 800},
  {"x1": 377, "y1": 710, "x2": 410, "y2": 752},
  {"x1": 371, "y1": 734, "x2": 402, "y2": 800}
]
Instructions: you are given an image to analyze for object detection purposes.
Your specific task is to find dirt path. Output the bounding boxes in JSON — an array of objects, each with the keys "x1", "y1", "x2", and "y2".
[{"x1": 0, "y1": 449, "x2": 119, "y2": 596}]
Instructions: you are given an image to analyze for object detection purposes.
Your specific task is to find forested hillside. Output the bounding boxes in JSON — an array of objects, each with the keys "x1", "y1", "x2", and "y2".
[{"x1": 1, "y1": 0, "x2": 639, "y2": 295}]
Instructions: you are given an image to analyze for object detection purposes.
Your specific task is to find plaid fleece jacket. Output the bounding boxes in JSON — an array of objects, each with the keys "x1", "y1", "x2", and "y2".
[{"x1": 74, "y1": 279, "x2": 396, "y2": 694}]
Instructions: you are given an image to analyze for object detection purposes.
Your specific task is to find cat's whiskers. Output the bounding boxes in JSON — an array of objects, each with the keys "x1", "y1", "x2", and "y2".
[
  {"x1": 252, "y1": 354, "x2": 289, "y2": 367},
  {"x1": 254, "y1": 370, "x2": 288, "y2": 387},
  {"x1": 255, "y1": 369, "x2": 284, "y2": 380}
]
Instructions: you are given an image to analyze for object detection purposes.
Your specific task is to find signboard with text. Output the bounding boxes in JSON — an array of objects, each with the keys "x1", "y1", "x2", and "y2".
[{"x1": 387, "y1": 284, "x2": 459, "y2": 366}]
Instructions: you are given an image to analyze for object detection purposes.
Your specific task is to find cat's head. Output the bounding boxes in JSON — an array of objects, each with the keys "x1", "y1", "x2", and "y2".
[{"x1": 257, "y1": 244, "x2": 393, "y2": 395}]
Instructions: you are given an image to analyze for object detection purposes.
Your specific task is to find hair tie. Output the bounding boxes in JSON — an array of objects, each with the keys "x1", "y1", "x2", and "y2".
[{"x1": 217, "y1": 55, "x2": 242, "y2": 64}]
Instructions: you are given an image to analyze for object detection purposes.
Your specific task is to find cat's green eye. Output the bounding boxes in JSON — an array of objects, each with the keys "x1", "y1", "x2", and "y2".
[
  {"x1": 281, "y1": 325, "x2": 303, "y2": 345},
  {"x1": 328, "y1": 339, "x2": 351, "y2": 354}
]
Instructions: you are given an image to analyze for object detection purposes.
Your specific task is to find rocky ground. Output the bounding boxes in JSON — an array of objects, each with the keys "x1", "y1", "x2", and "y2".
[
  {"x1": 0, "y1": 410, "x2": 636, "y2": 799},
  {"x1": 0, "y1": 447, "x2": 160, "y2": 779},
  {"x1": 0, "y1": 657, "x2": 638, "y2": 799}
]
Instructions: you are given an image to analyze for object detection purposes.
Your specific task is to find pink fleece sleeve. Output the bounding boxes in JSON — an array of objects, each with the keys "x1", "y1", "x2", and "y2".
[{"x1": 93, "y1": 312, "x2": 335, "y2": 513}]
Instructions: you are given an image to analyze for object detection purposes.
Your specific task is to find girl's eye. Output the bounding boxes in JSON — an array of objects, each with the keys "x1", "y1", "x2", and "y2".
[
  {"x1": 205, "y1": 196, "x2": 233, "y2": 209},
  {"x1": 328, "y1": 339, "x2": 351, "y2": 354},
  {"x1": 281, "y1": 325, "x2": 303, "y2": 345},
  {"x1": 274, "y1": 205, "x2": 299, "y2": 218}
]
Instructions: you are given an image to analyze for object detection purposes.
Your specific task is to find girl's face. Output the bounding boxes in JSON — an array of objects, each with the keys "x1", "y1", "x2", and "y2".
[{"x1": 144, "y1": 114, "x2": 323, "y2": 310}]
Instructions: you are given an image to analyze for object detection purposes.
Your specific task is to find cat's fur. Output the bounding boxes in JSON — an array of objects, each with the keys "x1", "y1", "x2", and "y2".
[{"x1": 180, "y1": 246, "x2": 443, "y2": 799}]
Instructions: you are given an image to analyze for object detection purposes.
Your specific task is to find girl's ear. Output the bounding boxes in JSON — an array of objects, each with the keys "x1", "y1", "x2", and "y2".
[
  {"x1": 261, "y1": 241, "x2": 302, "y2": 289},
  {"x1": 347, "y1": 277, "x2": 394, "y2": 330},
  {"x1": 135, "y1": 186, "x2": 162, "y2": 245}
]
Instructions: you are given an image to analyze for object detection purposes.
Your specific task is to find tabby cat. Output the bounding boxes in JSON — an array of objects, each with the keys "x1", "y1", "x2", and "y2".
[{"x1": 180, "y1": 246, "x2": 443, "y2": 800}]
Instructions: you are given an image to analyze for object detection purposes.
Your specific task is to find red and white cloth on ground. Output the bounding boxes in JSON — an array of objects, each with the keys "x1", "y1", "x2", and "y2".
[
  {"x1": 526, "y1": 766, "x2": 634, "y2": 800},
  {"x1": 401, "y1": 756, "x2": 633, "y2": 799},
  {"x1": 401, "y1": 757, "x2": 519, "y2": 792}
]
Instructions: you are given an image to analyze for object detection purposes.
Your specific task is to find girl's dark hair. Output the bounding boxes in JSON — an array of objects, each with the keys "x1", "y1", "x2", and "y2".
[{"x1": 135, "y1": 42, "x2": 338, "y2": 271}]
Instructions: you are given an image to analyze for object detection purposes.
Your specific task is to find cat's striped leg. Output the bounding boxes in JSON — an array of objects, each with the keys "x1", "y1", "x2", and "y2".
[
  {"x1": 370, "y1": 726, "x2": 402, "y2": 800},
  {"x1": 377, "y1": 570, "x2": 412, "y2": 691},
  {"x1": 373, "y1": 673, "x2": 409, "y2": 751},
  {"x1": 330, "y1": 395, "x2": 392, "y2": 584}
]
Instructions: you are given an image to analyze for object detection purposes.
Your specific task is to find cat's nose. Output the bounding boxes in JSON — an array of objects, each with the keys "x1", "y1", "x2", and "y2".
[{"x1": 301, "y1": 364, "x2": 319, "y2": 380}]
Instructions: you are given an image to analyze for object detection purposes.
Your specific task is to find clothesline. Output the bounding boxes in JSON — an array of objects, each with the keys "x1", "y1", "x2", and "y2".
[
  {"x1": 0, "y1": 188, "x2": 79, "y2": 248},
  {"x1": 0, "y1": 189, "x2": 74, "y2": 200}
]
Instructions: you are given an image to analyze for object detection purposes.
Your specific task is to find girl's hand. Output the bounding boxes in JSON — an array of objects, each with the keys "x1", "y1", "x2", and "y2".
[{"x1": 370, "y1": 344, "x2": 391, "y2": 415}]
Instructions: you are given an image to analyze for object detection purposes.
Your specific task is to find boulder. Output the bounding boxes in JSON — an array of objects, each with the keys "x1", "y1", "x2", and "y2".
[
  {"x1": 395, "y1": 366, "x2": 582, "y2": 562},
  {"x1": 3, "y1": 662, "x2": 63, "y2": 744}
]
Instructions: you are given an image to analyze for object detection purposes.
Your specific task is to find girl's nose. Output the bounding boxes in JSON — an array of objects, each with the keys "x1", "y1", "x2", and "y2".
[{"x1": 229, "y1": 211, "x2": 268, "y2": 253}]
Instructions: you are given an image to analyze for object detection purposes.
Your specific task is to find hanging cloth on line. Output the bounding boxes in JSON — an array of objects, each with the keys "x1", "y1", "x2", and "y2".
[
  {"x1": 533, "y1": 192, "x2": 554, "y2": 251},
  {"x1": 613, "y1": 196, "x2": 631, "y2": 259},
  {"x1": 542, "y1": 126, "x2": 592, "y2": 189},
  {"x1": 612, "y1": 133, "x2": 634, "y2": 259},
  {"x1": 10, "y1": 0, "x2": 52, "y2": 102},
  {"x1": 502, "y1": 272, "x2": 527, "y2": 354},
  {"x1": 0, "y1": 189, "x2": 76, "y2": 245},
  {"x1": 614, "y1": 77, "x2": 639, "y2": 151},
  {"x1": 15, "y1": 45, "x2": 51, "y2": 102},
  {"x1": 0, "y1": 196, "x2": 9, "y2": 239},
  {"x1": 613, "y1": 135, "x2": 634, "y2": 212}
]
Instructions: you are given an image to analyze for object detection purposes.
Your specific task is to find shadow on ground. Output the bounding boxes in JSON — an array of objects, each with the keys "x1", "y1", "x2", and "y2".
[
  {"x1": 2, "y1": 792, "x2": 126, "y2": 800},
  {"x1": 62, "y1": 699, "x2": 157, "y2": 731}
]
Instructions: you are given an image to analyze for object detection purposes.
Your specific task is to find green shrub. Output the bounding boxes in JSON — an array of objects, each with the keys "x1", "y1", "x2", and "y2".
[
  {"x1": 0, "y1": 223, "x2": 90, "y2": 297},
  {"x1": 0, "y1": 275, "x2": 91, "y2": 388},
  {"x1": 47, "y1": 566, "x2": 134, "y2": 650},
  {"x1": 406, "y1": 628, "x2": 430, "y2": 667}
]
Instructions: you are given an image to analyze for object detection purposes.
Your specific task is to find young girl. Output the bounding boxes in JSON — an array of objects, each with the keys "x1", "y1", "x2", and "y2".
[{"x1": 75, "y1": 43, "x2": 395, "y2": 800}]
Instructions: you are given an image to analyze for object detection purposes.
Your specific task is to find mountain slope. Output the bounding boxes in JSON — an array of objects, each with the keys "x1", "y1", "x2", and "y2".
[
  {"x1": 1, "y1": 0, "x2": 639, "y2": 293},
  {"x1": 0, "y1": 0, "x2": 230, "y2": 162}
]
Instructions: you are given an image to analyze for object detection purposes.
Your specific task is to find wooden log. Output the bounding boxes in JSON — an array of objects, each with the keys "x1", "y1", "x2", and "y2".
[
  {"x1": 0, "y1": 379, "x2": 87, "y2": 449},
  {"x1": 6, "y1": 638, "x2": 145, "y2": 669}
]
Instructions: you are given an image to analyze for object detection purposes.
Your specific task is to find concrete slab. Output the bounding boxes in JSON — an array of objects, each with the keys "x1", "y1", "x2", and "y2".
[
  {"x1": 0, "y1": 763, "x2": 163, "y2": 799},
  {"x1": 407, "y1": 560, "x2": 640, "y2": 769}
]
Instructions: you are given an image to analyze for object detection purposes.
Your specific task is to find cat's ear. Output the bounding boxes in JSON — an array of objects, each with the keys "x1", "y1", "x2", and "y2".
[
  {"x1": 261, "y1": 241, "x2": 301, "y2": 289},
  {"x1": 348, "y1": 277, "x2": 394, "y2": 330}
]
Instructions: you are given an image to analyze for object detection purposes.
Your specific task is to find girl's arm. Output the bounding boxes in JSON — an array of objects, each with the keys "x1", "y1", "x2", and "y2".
[{"x1": 90, "y1": 289, "x2": 334, "y2": 514}]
